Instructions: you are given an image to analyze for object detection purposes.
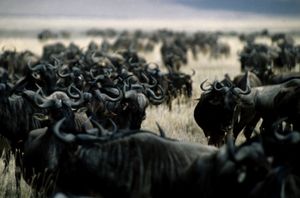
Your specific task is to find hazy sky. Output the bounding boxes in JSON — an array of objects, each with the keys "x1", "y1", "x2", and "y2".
[
  {"x1": 175, "y1": 0, "x2": 300, "y2": 16},
  {"x1": 0, "y1": 0, "x2": 299, "y2": 19}
]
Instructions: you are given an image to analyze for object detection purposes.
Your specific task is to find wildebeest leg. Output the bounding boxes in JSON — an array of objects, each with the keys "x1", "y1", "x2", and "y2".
[
  {"x1": 233, "y1": 110, "x2": 259, "y2": 143},
  {"x1": 167, "y1": 96, "x2": 172, "y2": 111},
  {"x1": 243, "y1": 116, "x2": 261, "y2": 141},
  {"x1": 0, "y1": 136, "x2": 11, "y2": 174},
  {"x1": 233, "y1": 122, "x2": 247, "y2": 143},
  {"x1": 282, "y1": 120, "x2": 293, "y2": 133},
  {"x1": 2, "y1": 149, "x2": 11, "y2": 174},
  {"x1": 14, "y1": 149, "x2": 22, "y2": 198},
  {"x1": 260, "y1": 118, "x2": 275, "y2": 138},
  {"x1": 291, "y1": 116, "x2": 300, "y2": 132}
]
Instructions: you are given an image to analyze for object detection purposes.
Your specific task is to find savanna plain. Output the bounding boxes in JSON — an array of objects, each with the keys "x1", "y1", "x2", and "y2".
[{"x1": 0, "y1": 18, "x2": 299, "y2": 197}]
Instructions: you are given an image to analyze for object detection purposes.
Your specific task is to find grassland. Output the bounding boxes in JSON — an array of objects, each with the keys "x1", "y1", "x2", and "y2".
[{"x1": 0, "y1": 31, "x2": 299, "y2": 197}]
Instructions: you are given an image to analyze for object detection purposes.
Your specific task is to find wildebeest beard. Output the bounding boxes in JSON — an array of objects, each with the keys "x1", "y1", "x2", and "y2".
[{"x1": 194, "y1": 88, "x2": 238, "y2": 146}]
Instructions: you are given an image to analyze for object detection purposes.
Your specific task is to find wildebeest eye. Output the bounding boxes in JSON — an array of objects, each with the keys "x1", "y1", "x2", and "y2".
[{"x1": 32, "y1": 72, "x2": 41, "y2": 79}]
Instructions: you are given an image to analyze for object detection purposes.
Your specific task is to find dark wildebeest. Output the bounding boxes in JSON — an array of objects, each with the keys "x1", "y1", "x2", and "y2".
[
  {"x1": 23, "y1": 117, "x2": 216, "y2": 196},
  {"x1": 21, "y1": 87, "x2": 92, "y2": 196},
  {"x1": 53, "y1": 121, "x2": 300, "y2": 198},
  {"x1": 30, "y1": 118, "x2": 280, "y2": 198},
  {"x1": 194, "y1": 71, "x2": 300, "y2": 146}
]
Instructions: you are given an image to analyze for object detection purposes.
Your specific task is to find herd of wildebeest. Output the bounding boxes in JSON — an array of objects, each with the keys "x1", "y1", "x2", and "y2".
[{"x1": 0, "y1": 28, "x2": 300, "y2": 197}]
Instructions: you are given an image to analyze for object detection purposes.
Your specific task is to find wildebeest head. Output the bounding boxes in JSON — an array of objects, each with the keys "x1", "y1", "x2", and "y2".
[
  {"x1": 13, "y1": 61, "x2": 59, "y2": 95},
  {"x1": 26, "y1": 85, "x2": 88, "y2": 132},
  {"x1": 194, "y1": 72, "x2": 251, "y2": 146},
  {"x1": 118, "y1": 89, "x2": 149, "y2": 130},
  {"x1": 57, "y1": 66, "x2": 86, "y2": 90},
  {"x1": 30, "y1": 60, "x2": 60, "y2": 92}
]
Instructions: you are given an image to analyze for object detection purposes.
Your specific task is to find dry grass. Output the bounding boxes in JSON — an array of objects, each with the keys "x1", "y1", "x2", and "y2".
[
  {"x1": 142, "y1": 36, "x2": 243, "y2": 143},
  {"x1": 0, "y1": 33, "x2": 299, "y2": 197}
]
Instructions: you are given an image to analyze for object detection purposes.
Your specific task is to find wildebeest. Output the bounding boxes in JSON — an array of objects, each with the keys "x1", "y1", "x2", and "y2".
[
  {"x1": 21, "y1": 87, "x2": 93, "y2": 195},
  {"x1": 0, "y1": 83, "x2": 46, "y2": 195},
  {"x1": 194, "y1": 70, "x2": 300, "y2": 146},
  {"x1": 22, "y1": 117, "x2": 217, "y2": 196},
  {"x1": 14, "y1": 62, "x2": 58, "y2": 94},
  {"x1": 25, "y1": 116, "x2": 285, "y2": 198},
  {"x1": 160, "y1": 39, "x2": 187, "y2": 72}
]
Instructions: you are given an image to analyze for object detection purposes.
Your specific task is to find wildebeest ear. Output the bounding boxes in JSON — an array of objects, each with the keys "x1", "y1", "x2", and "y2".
[
  {"x1": 237, "y1": 71, "x2": 250, "y2": 91},
  {"x1": 224, "y1": 73, "x2": 232, "y2": 81},
  {"x1": 33, "y1": 113, "x2": 49, "y2": 121},
  {"x1": 156, "y1": 122, "x2": 166, "y2": 137}
]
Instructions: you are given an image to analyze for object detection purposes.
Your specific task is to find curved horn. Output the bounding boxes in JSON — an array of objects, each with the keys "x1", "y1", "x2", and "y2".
[
  {"x1": 94, "y1": 89, "x2": 123, "y2": 102},
  {"x1": 226, "y1": 136, "x2": 237, "y2": 162},
  {"x1": 28, "y1": 63, "x2": 46, "y2": 71},
  {"x1": 10, "y1": 77, "x2": 28, "y2": 93},
  {"x1": 200, "y1": 79, "x2": 212, "y2": 91},
  {"x1": 67, "y1": 83, "x2": 80, "y2": 99},
  {"x1": 91, "y1": 52, "x2": 101, "y2": 63},
  {"x1": 232, "y1": 86, "x2": 251, "y2": 95},
  {"x1": 107, "y1": 118, "x2": 117, "y2": 134},
  {"x1": 89, "y1": 68, "x2": 105, "y2": 81},
  {"x1": 75, "y1": 134, "x2": 106, "y2": 143},
  {"x1": 90, "y1": 119, "x2": 116, "y2": 136},
  {"x1": 34, "y1": 88, "x2": 56, "y2": 108},
  {"x1": 102, "y1": 87, "x2": 123, "y2": 98},
  {"x1": 53, "y1": 118, "x2": 76, "y2": 143},
  {"x1": 232, "y1": 71, "x2": 251, "y2": 95},
  {"x1": 141, "y1": 72, "x2": 150, "y2": 83},
  {"x1": 46, "y1": 63, "x2": 58, "y2": 70},
  {"x1": 213, "y1": 81, "x2": 229, "y2": 92},
  {"x1": 57, "y1": 69, "x2": 71, "y2": 78},
  {"x1": 77, "y1": 121, "x2": 117, "y2": 143},
  {"x1": 142, "y1": 75, "x2": 158, "y2": 88},
  {"x1": 68, "y1": 85, "x2": 85, "y2": 107},
  {"x1": 146, "y1": 85, "x2": 165, "y2": 104}
]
